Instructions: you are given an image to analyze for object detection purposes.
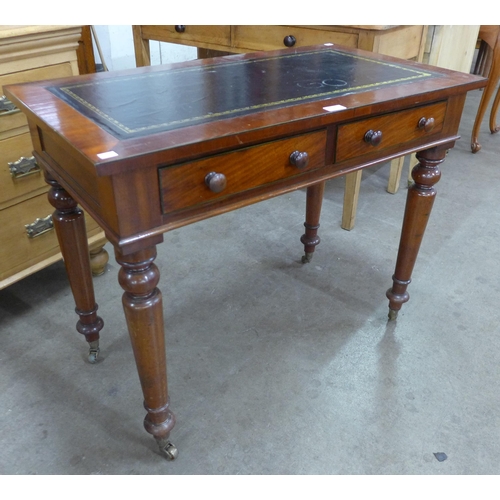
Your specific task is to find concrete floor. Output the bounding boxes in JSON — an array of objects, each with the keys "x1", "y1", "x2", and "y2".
[{"x1": 1, "y1": 87, "x2": 499, "y2": 476}]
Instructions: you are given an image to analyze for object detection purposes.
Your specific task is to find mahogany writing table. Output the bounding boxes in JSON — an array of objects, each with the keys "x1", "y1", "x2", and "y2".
[{"x1": 5, "y1": 45, "x2": 485, "y2": 460}]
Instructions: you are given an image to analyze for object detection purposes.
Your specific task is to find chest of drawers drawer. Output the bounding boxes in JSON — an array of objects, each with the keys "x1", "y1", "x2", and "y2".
[
  {"x1": 336, "y1": 101, "x2": 447, "y2": 162},
  {"x1": 0, "y1": 191, "x2": 102, "y2": 282},
  {"x1": 0, "y1": 61, "x2": 75, "y2": 92},
  {"x1": 0, "y1": 106, "x2": 27, "y2": 133},
  {"x1": 159, "y1": 130, "x2": 327, "y2": 215},
  {"x1": 0, "y1": 130, "x2": 46, "y2": 208}
]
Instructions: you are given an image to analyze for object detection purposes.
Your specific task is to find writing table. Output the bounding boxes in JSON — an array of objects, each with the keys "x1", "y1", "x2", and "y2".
[{"x1": 5, "y1": 45, "x2": 485, "y2": 459}]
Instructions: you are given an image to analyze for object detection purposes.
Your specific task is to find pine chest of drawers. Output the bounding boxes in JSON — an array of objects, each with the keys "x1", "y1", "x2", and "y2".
[{"x1": 0, "y1": 25, "x2": 107, "y2": 289}]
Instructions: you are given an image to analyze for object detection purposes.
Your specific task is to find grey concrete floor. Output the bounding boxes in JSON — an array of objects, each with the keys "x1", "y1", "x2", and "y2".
[{"x1": 1, "y1": 87, "x2": 499, "y2": 476}]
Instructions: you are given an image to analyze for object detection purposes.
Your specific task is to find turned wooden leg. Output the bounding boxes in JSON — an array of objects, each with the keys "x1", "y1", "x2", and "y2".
[
  {"x1": 301, "y1": 182, "x2": 325, "y2": 263},
  {"x1": 45, "y1": 172, "x2": 104, "y2": 363},
  {"x1": 386, "y1": 146, "x2": 445, "y2": 320},
  {"x1": 115, "y1": 245, "x2": 177, "y2": 460}
]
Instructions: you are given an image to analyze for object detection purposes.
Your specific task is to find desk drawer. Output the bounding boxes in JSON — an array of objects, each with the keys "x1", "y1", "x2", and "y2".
[
  {"x1": 232, "y1": 25, "x2": 358, "y2": 52},
  {"x1": 159, "y1": 130, "x2": 327, "y2": 214},
  {"x1": 142, "y1": 25, "x2": 231, "y2": 48},
  {"x1": 336, "y1": 101, "x2": 447, "y2": 162}
]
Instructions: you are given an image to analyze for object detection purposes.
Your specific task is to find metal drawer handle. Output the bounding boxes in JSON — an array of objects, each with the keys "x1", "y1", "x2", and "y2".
[
  {"x1": 205, "y1": 172, "x2": 227, "y2": 193},
  {"x1": 9, "y1": 156, "x2": 40, "y2": 178},
  {"x1": 364, "y1": 129, "x2": 383, "y2": 147},
  {"x1": 418, "y1": 116, "x2": 435, "y2": 132},
  {"x1": 283, "y1": 35, "x2": 296, "y2": 47},
  {"x1": 175, "y1": 25, "x2": 186, "y2": 33},
  {"x1": 0, "y1": 95, "x2": 20, "y2": 117},
  {"x1": 289, "y1": 150, "x2": 310, "y2": 169},
  {"x1": 25, "y1": 214, "x2": 54, "y2": 238}
]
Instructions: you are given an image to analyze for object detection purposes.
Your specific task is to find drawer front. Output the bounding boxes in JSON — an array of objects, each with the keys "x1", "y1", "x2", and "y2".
[
  {"x1": 159, "y1": 130, "x2": 327, "y2": 214},
  {"x1": 336, "y1": 101, "x2": 448, "y2": 163},
  {"x1": 0, "y1": 103, "x2": 27, "y2": 134},
  {"x1": 0, "y1": 192, "x2": 101, "y2": 281},
  {"x1": 232, "y1": 26, "x2": 358, "y2": 52},
  {"x1": 0, "y1": 131, "x2": 47, "y2": 207},
  {"x1": 0, "y1": 62, "x2": 75, "y2": 94},
  {"x1": 142, "y1": 25, "x2": 231, "y2": 48}
]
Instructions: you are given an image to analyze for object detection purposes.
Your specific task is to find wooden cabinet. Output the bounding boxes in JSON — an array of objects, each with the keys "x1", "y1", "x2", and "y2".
[{"x1": 0, "y1": 25, "x2": 107, "y2": 289}]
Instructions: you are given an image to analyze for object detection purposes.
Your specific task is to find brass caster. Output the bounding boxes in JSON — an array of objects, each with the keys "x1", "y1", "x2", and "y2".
[
  {"x1": 301, "y1": 252, "x2": 313, "y2": 264},
  {"x1": 471, "y1": 142, "x2": 481, "y2": 153},
  {"x1": 158, "y1": 441, "x2": 178, "y2": 460},
  {"x1": 388, "y1": 309, "x2": 398, "y2": 321},
  {"x1": 88, "y1": 341, "x2": 100, "y2": 364}
]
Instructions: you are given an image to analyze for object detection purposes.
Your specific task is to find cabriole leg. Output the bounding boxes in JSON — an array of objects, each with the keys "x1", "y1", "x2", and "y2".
[
  {"x1": 115, "y1": 245, "x2": 177, "y2": 459},
  {"x1": 472, "y1": 38, "x2": 500, "y2": 152},
  {"x1": 386, "y1": 146, "x2": 446, "y2": 320},
  {"x1": 46, "y1": 172, "x2": 104, "y2": 363}
]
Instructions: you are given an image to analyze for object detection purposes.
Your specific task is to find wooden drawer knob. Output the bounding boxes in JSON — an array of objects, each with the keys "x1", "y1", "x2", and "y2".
[
  {"x1": 283, "y1": 35, "x2": 296, "y2": 47},
  {"x1": 364, "y1": 129, "x2": 383, "y2": 147},
  {"x1": 418, "y1": 116, "x2": 435, "y2": 132},
  {"x1": 289, "y1": 150, "x2": 309, "y2": 169},
  {"x1": 205, "y1": 172, "x2": 227, "y2": 193},
  {"x1": 175, "y1": 25, "x2": 186, "y2": 33}
]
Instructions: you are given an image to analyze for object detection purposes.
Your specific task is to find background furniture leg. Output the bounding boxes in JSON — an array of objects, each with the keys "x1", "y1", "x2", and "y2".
[
  {"x1": 132, "y1": 25, "x2": 151, "y2": 66},
  {"x1": 341, "y1": 171, "x2": 362, "y2": 231},
  {"x1": 408, "y1": 153, "x2": 418, "y2": 187},
  {"x1": 89, "y1": 245, "x2": 109, "y2": 276},
  {"x1": 386, "y1": 156, "x2": 405, "y2": 194},
  {"x1": 45, "y1": 172, "x2": 104, "y2": 363},
  {"x1": 115, "y1": 245, "x2": 177, "y2": 459},
  {"x1": 386, "y1": 146, "x2": 446, "y2": 319},
  {"x1": 488, "y1": 84, "x2": 500, "y2": 134},
  {"x1": 471, "y1": 26, "x2": 500, "y2": 152}
]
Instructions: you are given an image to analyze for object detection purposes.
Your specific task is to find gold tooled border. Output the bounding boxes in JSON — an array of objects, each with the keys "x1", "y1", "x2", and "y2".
[{"x1": 53, "y1": 49, "x2": 433, "y2": 136}]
